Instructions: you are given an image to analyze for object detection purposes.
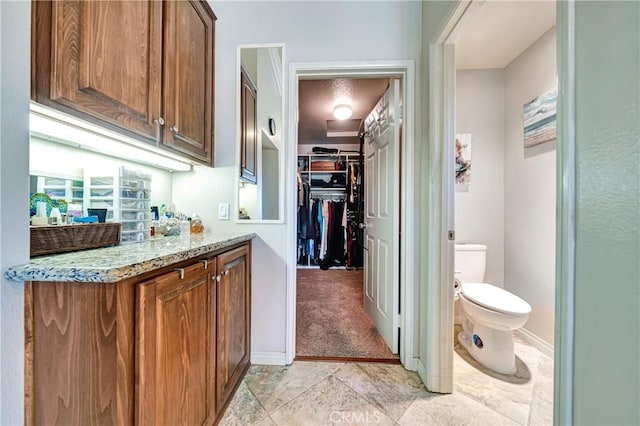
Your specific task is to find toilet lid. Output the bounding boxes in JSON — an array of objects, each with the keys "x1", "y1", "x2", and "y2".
[{"x1": 461, "y1": 283, "x2": 532, "y2": 316}]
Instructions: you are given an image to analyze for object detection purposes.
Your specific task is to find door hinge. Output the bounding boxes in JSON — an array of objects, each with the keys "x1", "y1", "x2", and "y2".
[
  {"x1": 448, "y1": 230, "x2": 455, "y2": 241},
  {"x1": 396, "y1": 314, "x2": 402, "y2": 326}
]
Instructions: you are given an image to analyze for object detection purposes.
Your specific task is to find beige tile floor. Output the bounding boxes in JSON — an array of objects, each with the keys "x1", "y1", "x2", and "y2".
[{"x1": 220, "y1": 333, "x2": 553, "y2": 425}]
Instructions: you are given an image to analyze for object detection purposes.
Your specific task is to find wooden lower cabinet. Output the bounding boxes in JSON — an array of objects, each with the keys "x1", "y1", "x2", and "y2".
[
  {"x1": 215, "y1": 245, "x2": 251, "y2": 414},
  {"x1": 137, "y1": 260, "x2": 214, "y2": 425},
  {"x1": 25, "y1": 241, "x2": 251, "y2": 426}
]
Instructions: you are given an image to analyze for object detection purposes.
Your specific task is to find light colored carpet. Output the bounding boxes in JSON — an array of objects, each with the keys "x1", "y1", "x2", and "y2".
[{"x1": 296, "y1": 269, "x2": 398, "y2": 360}]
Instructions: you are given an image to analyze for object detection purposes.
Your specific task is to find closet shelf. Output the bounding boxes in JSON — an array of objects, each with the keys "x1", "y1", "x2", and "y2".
[{"x1": 297, "y1": 152, "x2": 363, "y2": 269}]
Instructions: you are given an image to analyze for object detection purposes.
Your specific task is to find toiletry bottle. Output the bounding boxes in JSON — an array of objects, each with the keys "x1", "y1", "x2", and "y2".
[
  {"x1": 49, "y1": 207, "x2": 62, "y2": 225},
  {"x1": 190, "y1": 214, "x2": 204, "y2": 234},
  {"x1": 179, "y1": 214, "x2": 190, "y2": 237}
]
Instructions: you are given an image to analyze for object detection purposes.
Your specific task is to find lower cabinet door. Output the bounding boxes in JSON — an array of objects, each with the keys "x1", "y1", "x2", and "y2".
[
  {"x1": 215, "y1": 244, "x2": 251, "y2": 413},
  {"x1": 137, "y1": 261, "x2": 214, "y2": 425}
]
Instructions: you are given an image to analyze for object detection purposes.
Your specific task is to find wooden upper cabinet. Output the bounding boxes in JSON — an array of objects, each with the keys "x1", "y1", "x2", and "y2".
[
  {"x1": 32, "y1": 0, "x2": 216, "y2": 167},
  {"x1": 137, "y1": 261, "x2": 215, "y2": 425},
  {"x1": 240, "y1": 66, "x2": 258, "y2": 184},
  {"x1": 33, "y1": 0, "x2": 163, "y2": 140},
  {"x1": 215, "y1": 244, "x2": 252, "y2": 414},
  {"x1": 162, "y1": 0, "x2": 215, "y2": 165}
]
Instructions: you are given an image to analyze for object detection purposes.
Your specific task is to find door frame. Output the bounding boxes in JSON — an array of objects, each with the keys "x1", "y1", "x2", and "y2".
[
  {"x1": 427, "y1": 0, "x2": 576, "y2": 423},
  {"x1": 285, "y1": 61, "x2": 417, "y2": 369}
]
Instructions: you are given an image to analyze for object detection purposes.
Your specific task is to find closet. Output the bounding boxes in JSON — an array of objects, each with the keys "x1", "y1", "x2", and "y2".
[
  {"x1": 296, "y1": 152, "x2": 364, "y2": 270},
  {"x1": 295, "y1": 77, "x2": 398, "y2": 362}
]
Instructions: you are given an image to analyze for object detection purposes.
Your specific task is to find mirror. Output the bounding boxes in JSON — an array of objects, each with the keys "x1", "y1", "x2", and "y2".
[
  {"x1": 237, "y1": 45, "x2": 284, "y2": 222},
  {"x1": 29, "y1": 174, "x2": 85, "y2": 218}
]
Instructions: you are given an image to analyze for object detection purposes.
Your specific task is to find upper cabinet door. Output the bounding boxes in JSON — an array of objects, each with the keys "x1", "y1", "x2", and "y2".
[
  {"x1": 33, "y1": 1, "x2": 163, "y2": 140},
  {"x1": 162, "y1": 0, "x2": 216, "y2": 165},
  {"x1": 240, "y1": 66, "x2": 258, "y2": 184}
]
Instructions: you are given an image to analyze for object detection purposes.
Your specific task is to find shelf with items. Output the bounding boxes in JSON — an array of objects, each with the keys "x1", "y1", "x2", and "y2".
[
  {"x1": 36, "y1": 176, "x2": 84, "y2": 207},
  {"x1": 296, "y1": 152, "x2": 362, "y2": 269},
  {"x1": 301, "y1": 173, "x2": 348, "y2": 191},
  {"x1": 297, "y1": 153, "x2": 357, "y2": 173},
  {"x1": 84, "y1": 166, "x2": 152, "y2": 244},
  {"x1": 297, "y1": 153, "x2": 360, "y2": 193}
]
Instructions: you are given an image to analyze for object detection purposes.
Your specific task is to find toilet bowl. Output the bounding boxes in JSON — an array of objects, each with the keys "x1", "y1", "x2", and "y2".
[
  {"x1": 457, "y1": 282, "x2": 531, "y2": 374},
  {"x1": 455, "y1": 244, "x2": 532, "y2": 375}
]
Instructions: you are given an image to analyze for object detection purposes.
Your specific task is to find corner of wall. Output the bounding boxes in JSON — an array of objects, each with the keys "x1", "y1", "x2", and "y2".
[{"x1": 0, "y1": 2, "x2": 30, "y2": 424}]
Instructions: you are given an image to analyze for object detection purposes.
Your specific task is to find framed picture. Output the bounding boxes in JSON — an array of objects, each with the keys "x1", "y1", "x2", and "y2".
[
  {"x1": 455, "y1": 133, "x2": 472, "y2": 186},
  {"x1": 523, "y1": 86, "x2": 557, "y2": 147}
]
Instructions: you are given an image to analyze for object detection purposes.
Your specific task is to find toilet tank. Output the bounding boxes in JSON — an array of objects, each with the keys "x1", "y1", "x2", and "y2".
[{"x1": 454, "y1": 244, "x2": 487, "y2": 283}]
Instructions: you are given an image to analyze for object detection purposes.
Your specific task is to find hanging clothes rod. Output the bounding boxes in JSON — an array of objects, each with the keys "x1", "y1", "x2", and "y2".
[{"x1": 310, "y1": 192, "x2": 347, "y2": 200}]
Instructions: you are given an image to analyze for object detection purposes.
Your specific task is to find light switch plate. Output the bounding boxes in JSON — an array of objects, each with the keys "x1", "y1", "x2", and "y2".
[{"x1": 218, "y1": 202, "x2": 230, "y2": 220}]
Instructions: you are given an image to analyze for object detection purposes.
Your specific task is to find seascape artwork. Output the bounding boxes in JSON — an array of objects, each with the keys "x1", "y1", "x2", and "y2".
[
  {"x1": 523, "y1": 87, "x2": 557, "y2": 147},
  {"x1": 455, "y1": 133, "x2": 471, "y2": 186}
]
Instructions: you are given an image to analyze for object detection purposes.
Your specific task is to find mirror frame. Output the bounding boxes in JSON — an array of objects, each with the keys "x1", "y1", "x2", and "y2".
[{"x1": 235, "y1": 43, "x2": 286, "y2": 224}]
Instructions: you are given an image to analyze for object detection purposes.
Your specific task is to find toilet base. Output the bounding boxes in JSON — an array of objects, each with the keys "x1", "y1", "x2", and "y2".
[{"x1": 458, "y1": 322, "x2": 517, "y2": 375}]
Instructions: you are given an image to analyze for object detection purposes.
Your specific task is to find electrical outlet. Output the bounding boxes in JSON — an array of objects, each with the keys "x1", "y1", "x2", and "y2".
[{"x1": 218, "y1": 202, "x2": 230, "y2": 220}]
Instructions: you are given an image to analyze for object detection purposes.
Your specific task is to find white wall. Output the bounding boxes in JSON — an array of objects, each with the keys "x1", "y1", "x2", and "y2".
[
  {"x1": 261, "y1": 139, "x2": 279, "y2": 220},
  {"x1": 255, "y1": 48, "x2": 283, "y2": 220},
  {"x1": 504, "y1": 28, "x2": 556, "y2": 345},
  {"x1": 572, "y1": 2, "x2": 639, "y2": 424},
  {"x1": 173, "y1": 0, "x2": 422, "y2": 361},
  {"x1": 0, "y1": 2, "x2": 30, "y2": 424},
  {"x1": 455, "y1": 69, "x2": 505, "y2": 286}
]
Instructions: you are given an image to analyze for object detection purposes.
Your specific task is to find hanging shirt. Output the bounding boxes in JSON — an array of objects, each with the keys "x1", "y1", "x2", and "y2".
[
  {"x1": 343, "y1": 202, "x2": 348, "y2": 253},
  {"x1": 320, "y1": 200, "x2": 329, "y2": 260},
  {"x1": 350, "y1": 165, "x2": 356, "y2": 203},
  {"x1": 297, "y1": 168, "x2": 304, "y2": 207}
]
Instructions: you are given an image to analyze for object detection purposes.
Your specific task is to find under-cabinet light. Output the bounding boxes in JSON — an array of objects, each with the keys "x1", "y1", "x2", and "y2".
[{"x1": 29, "y1": 103, "x2": 192, "y2": 172}]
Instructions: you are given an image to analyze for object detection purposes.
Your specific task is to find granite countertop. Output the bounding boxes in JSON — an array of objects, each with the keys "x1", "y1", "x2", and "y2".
[{"x1": 4, "y1": 232, "x2": 256, "y2": 283}]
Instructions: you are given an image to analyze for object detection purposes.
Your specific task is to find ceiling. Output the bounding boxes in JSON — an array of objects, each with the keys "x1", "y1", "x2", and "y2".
[
  {"x1": 297, "y1": 78, "x2": 389, "y2": 146},
  {"x1": 455, "y1": 0, "x2": 556, "y2": 69},
  {"x1": 297, "y1": 1, "x2": 555, "y2": 147}
]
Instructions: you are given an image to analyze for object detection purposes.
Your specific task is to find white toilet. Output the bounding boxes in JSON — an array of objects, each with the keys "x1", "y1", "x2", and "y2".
[{"x1": 455, "y1": 244, "x2": 532, "y2": 375}]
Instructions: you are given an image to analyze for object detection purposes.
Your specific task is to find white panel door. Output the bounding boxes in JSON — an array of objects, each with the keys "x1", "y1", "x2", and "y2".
[{"x1": 363, "y1": 79, "x2": 400, "y2": 353}]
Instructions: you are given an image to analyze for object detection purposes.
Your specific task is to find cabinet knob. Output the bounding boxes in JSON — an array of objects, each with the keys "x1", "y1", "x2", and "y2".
[
  {"x1": 223, "y1": 269, "x2": 229, "y2": 276},
  {"x1": 216, "y1": 274, "x2": 221, "y2": 282},
  {"x1": 154, "y1": 117, "x2": 165, "y2": 126},
  {"x1": 170, "y1": 125, "x2": 179, "y2": 133}
]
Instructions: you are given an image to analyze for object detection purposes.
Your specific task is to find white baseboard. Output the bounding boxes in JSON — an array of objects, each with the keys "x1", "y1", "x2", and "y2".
[
  {"x1": 251, "y1": 351, "x2": 287, "y2": 365},
  {"x1": 403, "y1": 356, "x2": 418, "y2": 372},
  {"x1": 515, "y1": 328, "x2": 554, "y2": 358},
  {"x1": 416, "y1": 358, "x2": 427, "y2": 384}
]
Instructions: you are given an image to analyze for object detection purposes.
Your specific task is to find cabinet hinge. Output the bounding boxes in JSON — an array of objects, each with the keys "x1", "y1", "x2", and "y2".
[{"x1": 448, "y1": 230, "x2": 455, "y2": 241}]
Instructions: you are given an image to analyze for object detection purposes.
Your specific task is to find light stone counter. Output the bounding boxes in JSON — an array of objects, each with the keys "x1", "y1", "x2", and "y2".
[{"x1": 4, "y1": 232, "x2": 255, "y2": 283}]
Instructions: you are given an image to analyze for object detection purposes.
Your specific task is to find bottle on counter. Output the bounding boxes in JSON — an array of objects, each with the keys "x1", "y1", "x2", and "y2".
[
  {"x1": 179, "y1": 215, "x2": 190, "y2": 237},
  {"x1": 190, "y1": 214, "x2": 204, "y2": 234}
]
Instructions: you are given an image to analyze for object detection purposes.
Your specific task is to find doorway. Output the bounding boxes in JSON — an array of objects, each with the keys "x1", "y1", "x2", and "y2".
[
  {"x1": 285, "y1": 61, "x2": 417, "y2": 369},
  {"x1": 294, "y1": 76, "x2": 400, "y2": 362},
  {"x1": 427, "y1": 0, "x2": 560, "y2": 421}
]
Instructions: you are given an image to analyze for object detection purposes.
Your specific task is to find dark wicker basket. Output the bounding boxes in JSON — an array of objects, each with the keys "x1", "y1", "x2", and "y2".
[{"x1": 30, "y1": 223, "x2": 121, "y2": 257}]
